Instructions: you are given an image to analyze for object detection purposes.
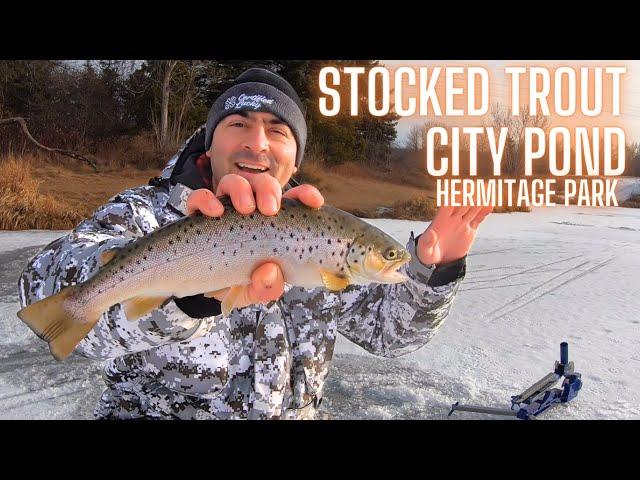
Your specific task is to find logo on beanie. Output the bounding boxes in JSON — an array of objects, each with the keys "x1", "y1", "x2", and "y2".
[{"x1": 224, "y1": 93, "x2": 275, "y2": 111}]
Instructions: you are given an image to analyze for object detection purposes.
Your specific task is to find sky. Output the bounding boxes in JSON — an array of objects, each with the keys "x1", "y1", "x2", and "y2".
[{"x1": 380, "y1": 60, "x2": 640, "y2": 145}]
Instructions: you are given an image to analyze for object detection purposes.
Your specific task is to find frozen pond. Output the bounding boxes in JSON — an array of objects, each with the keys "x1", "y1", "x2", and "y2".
[{"x1": 1, "y1": 204, "x2": 639, "y2": 419}]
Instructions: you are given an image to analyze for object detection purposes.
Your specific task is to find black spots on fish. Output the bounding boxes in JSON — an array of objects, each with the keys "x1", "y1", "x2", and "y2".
[
  {"x1": 294, "y1": 248, "x2": 297, "y2": 253},
  {"x1": 147, "y1": 245, "x2": 153, "y2": 252},
  {"x1": 303, "y1": 213, "x2": 307, "y2": 218},
  {"x1": 286, "y1": 246, "x2": 289, "y2": 251},
  {"x1": 250, "y1": 250, "x2": 254, "y2": 255},
  {"x1": 185, "y1": 238, "x2": 190, "y2": 244},
  {"x1": 239, "y1": 225, "x2": 244, "y2": 230},
  {"x1": 341, "y1": 267, "x2": 345, "y2": 272},
  {"x1": 252, "y1": 235, "x2": 257, "y2": 241},
  {"x1": 196, "y1": 229, "x2": 202, "y2": 235},
  {"x1": 222, "y1": 251, "x2": 225, "y2": 256},
  {"x1": 176, "y1": 235, "x2": 181, "y2": 242},
  {"x1": 321, "y1": 231, "x2": 325, "y2": 237},
  {"x1": 351, "y1": 248, "x2": 355, "y2": 253},
  {"x1": 332, "y1": 252, "x2": 335, "y2": 256},
  {"x1": 169, "y1": 240, "x2": 174, "y2": 246},
  {"x1": 327, "y1": 239, "x2": 332, "y2": 245},
  {"x1": 308, "y1": 246, "x2": 313, "y2": 253},
  {"x1": 270, "y1": 221, "x2": 276, "y2": 228},
  {"x1": 119, "y1": 276, "x2": 124, "y2": 281},
  {"x1": 134, "y1": 244, "x2": 139, "y2": 250},
  {"x1": 166, "y1": 258, "x2": 171, "y2": 262},
  {"x1": 136, "y1": 260, "x2": 141, "y2": 265},
  {"x1": 143, "y1": 255, "x2": 148, "y2": 261},
  {"x1": 336, "y1": 239, "x2": 341, "y2": 244},
  {"x1": 249, "y1": 214, "x2": 254, "y2": 219},
  {"x1": 174, "y1": 249, "x2": 178, "y2": 255},
  {"x1": 307, "y1": 226, "x2": 311, "y2": 232},
  {"x1": 290, "y1": 214, "x2": 294, "y2": 219},
  {"x1": 368, "y1": 247, "x2": 372, "y2": 251},
  {"x1": 327, "y1": 226, "x2": 332, "y2": 231},
  {"x1": 225, "y1": 262, "x2": 228, "y2": 267},
  {"x1": 261, "y1": 220, "x2": 265, "y2": 226},
  {"x1": 273, "y1": 248, "x2": 278, "y2": 254},
  {"x1": 215, "y1": 217, "x2": 220, "y2": 221},
  {"x1": 209, "y1": 265, "x2": 213, "y2": 271},
  {"x1": 233, "y1": 250, "x2": 237, "y2": 256},
  {"x1": 354, "y1": 259, "x2": 358, "y2": 263},
  {"x1": 340, "y1": 250, "x2": 344, "y2": 256},
  {"x1": 119, "y1": 265, "x2": 124, "y2": 270},
  {"x1": 183, "y1": 228, "x2": 188, "y2": 233},
  {"x1": 230, "y1": 226, "x2": 234, "y2": 232},
  {"x1": 302, "y1": 236, "x2": 306, "y2": 241},
  {"x1": 299, "y1": 254, "x2": 303, "y2": 260},
  {"x1": 214, "y1": 243, "x2": 217, "y2": 248},
  {"x1": 280, "y1": 236, "x2": 284, "y2": 241},
  {"x1": 319, "y1": 259, "x2": 323, "y2": 264},
  {"x1": 340, "y1": 226, "x2": 344, "y2": 230}
]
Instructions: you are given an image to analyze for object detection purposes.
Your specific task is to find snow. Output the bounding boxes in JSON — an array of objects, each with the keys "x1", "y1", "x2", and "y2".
[{"x1": 1, "y1": 205, "x2": 639, "y2": 419}]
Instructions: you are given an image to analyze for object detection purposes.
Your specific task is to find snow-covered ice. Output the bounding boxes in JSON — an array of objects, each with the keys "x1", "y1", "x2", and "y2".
[{"x1": 1, "y1": 206, "x2": 639, "y2": 420}]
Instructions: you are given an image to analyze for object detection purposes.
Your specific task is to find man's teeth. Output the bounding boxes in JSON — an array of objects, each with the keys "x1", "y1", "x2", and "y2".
[{"x1": 237, "y1": 163, "x2": 268, "y2": 172}]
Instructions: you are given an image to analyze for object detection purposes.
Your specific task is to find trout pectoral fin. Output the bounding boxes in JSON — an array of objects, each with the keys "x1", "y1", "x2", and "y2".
[
  {"x1": 99, "y1": 248, "x2": 121, "y2": 266},
  {"x1": 220, "y1": 285, "x2": 247, "y2": 317},
  {"x1": 121, "y1": 296, "x2": 170, "y2": 321},
  {"x1": 319, "y1": 268, "x2": 350, "y2": 291}
]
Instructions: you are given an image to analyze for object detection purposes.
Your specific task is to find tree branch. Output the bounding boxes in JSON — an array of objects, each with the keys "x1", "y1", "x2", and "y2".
[{"x1": 0, "y1": 117, "x2": 99, "y2": 172}]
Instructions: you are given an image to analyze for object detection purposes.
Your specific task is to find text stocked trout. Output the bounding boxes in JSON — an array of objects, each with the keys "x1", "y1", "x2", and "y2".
[{"x1": 18, "y1": 196, "x2": 411, "y2": 360}]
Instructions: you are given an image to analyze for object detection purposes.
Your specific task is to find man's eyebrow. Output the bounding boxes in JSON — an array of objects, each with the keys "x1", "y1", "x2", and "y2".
[{"x1": 267, "y1": 117, "x2": 288, "y2": 126}]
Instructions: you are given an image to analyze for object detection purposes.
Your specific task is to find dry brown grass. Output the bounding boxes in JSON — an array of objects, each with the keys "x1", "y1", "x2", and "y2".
[
  {"x1": 391, "y1": 195, "x2": 438, "y2": 221},
  {"x1": 620, "y1": 195, "x2": 640, "y2": 208},
  {"x1": 0, "y1": 154, "x2": 94, "y2": 230}
]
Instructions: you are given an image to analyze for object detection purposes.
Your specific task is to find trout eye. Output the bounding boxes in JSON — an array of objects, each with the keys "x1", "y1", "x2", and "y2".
[{"x1": 384, "y1": 248, "x2": 398, "y2": 260}]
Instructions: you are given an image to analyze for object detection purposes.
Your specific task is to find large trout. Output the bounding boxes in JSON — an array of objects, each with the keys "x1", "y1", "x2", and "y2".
[{"x1": 18, "y1": 197, "x2": 411, "y2": 360}]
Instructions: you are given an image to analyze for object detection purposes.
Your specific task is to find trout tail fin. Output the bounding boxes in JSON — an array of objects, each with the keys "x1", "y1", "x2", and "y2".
[{"x1": 17, "y1": 285, "x2": 99, "y2": 361}]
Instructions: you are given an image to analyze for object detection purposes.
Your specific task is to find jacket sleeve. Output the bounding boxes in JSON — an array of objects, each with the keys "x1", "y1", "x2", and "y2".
[
  {"x1": 280, "y1": 232, "x2": 466, "y2": 359},
  {"x1": 17, "y1": 185, "x2": 216, "y2": 361}
]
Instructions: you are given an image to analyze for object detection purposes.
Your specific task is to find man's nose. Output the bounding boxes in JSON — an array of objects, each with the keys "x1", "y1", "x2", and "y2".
[{"x1": 243, "y1": 126, "x2": 270, "y2": 153}]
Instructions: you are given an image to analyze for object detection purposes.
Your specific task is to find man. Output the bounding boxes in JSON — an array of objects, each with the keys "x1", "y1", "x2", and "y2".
[{"x1": 18, "y1": 68, "x2": 491, "y2": 419}]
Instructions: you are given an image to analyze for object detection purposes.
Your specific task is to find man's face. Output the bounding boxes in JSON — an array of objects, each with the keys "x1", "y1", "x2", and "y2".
[{"x1": 206, "y1": 111, "x2": 298, "y2": 188}]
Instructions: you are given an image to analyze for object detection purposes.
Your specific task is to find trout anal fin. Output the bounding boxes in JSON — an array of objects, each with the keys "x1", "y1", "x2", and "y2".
[{"x1": 121, "y1": 296, "x2": 170, "y2": 321}]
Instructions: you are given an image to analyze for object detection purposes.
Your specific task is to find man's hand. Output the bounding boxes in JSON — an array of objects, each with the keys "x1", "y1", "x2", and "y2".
[
  {"x1": 186, "y1": 173, "x2": 324, "y2": 310},
  {"x1": 416, "y1": 205, "x2": 493, "y2": 266}
]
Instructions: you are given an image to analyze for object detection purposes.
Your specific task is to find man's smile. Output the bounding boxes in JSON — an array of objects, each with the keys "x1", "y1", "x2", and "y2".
[{"x1": 234, "y1": 162, "x2": 270, "y2": 173}]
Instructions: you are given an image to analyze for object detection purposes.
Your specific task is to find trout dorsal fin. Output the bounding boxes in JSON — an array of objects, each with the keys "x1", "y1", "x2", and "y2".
[{"x1": 99, "y1": 248, "x2": 121, "y2": 266}]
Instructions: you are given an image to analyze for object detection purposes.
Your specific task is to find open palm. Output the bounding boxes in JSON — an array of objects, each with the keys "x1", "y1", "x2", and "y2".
[{"x1": 417, "y1": 206, "x2": 493, "y2": 266}]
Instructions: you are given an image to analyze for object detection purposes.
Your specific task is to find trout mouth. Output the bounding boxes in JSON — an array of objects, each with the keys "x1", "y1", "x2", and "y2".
[
  {"x1": 361, "y1": 249, "x2": 411, "y2": 284},
  {"x1": 379, "y1": 257, "x2": 410, "y2": 283}
]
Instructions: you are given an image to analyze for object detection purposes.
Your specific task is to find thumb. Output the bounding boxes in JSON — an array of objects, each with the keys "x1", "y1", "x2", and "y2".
[{"x1": 249, "y1": 262, "x2": 285, "y2": 303}]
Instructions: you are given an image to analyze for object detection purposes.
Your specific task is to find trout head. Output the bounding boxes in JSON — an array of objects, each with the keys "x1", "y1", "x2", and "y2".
[{"x1": 345, "y1": 228, "x2": 411, "y2": 285}]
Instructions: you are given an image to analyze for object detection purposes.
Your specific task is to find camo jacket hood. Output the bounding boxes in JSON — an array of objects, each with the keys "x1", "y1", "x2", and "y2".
[{"x1": 18, "y1": 125, "x2": 466, "y2": 420}]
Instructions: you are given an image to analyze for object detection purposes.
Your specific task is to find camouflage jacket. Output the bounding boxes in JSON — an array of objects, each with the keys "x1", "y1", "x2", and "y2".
[{"x1": 18, "y1": 126, "x2": 466, "y2": 420}]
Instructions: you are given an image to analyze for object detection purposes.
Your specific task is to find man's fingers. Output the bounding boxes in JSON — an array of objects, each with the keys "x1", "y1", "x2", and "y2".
[
  {"x1": 216, "y1": 174, "x2": 256, "y2": 214},
  {"x1": 249, "y1": 262, "x2": 285, "y2": 303},
  {"x1": 247, "y1": 174, "x2": 282, "y2": 216},
  {"x1": 186, "y1": 189, "x2": 224, "y2": 217},
  {"x1": 283, "y1": 184, "x2": 324, "y2": 209},
  {"x1": 470, "y1": 206, "x2": 493, "y2": 229}
]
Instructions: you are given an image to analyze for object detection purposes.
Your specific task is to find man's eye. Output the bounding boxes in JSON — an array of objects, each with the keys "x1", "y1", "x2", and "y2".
[
  {"x1": 230, "y1": 122, "x2": 245, "y2": 127},
  {"x1": 272, "y1": 129, "x2": 287, "y2": 137}
]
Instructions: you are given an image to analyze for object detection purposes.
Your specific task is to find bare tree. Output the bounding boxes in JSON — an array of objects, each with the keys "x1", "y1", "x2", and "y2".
[
  {"x1": 405, "y1": 123, "x2": 423, "y2": 152},
  {"x1": 0, "y1": 117, "x2": 98, "y2": 171}
]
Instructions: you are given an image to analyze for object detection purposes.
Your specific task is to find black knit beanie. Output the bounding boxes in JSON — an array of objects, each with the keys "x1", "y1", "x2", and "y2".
[{"x1": 205, "y1": 68, "x2": 307, "y2": 167}]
